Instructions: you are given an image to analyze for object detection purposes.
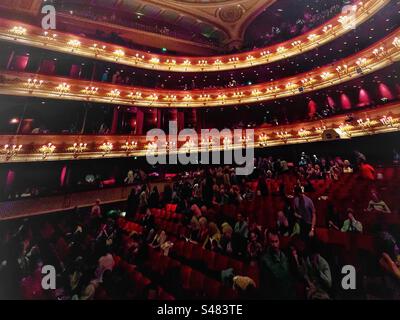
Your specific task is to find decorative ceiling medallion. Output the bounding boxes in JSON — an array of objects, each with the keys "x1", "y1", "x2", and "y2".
[{"x1": 219, "y1": 5, "x2": 243, "y2": 23}]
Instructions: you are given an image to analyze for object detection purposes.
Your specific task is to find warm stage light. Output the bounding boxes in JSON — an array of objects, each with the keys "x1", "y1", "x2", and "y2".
[
  {"x1": 55, "y1": 83, "x2": 70, "y2": 95},
  {"x1": 122, "y1": 141, "x2": 138, "y2": 154}
]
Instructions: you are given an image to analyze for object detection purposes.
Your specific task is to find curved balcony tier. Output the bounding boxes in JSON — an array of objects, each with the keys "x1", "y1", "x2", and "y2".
[
  {"x1": 0, "y1": 101, "x2": 399, "y2": 163},
  {"x1": 1, "y1": 30, "x2": 399, "y2": 108},
  {"x1": 0, "y1": 0, "x2": 389, "y2": 73}
]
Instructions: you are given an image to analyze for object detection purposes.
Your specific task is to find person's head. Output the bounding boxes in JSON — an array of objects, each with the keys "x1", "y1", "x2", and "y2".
[
  {"x1": 208, "y1": 222, "x2": 219, "y2": 236},
  {"x1": 371, "y1": 190, "x2": 380, "y2": 202},
  {"x1": 344, "y1": 160, "x2": 350, "y2": 167},
  {"x1": 277, "y1": 211, "x2": 286, "y2": 222},
  {"x1": 199, "y1": 217, "x2": 208, "y2": 229},
  {"x1": 95, "y1": 199, "x2": 100, "y2": 206},
  {"x1": 249, "y1": 231, "x2": 258, "y2": 242},
  {"x1": 294, "y1": 186, "x2": 303, "y2": 197},
  {"x1": 346, "y1": 208, "x2": 355, "y2": 220},
  {"x1": 237, "y1": 213, "x2": 244, "y2": 222},
  {"x1": 145, "y1": 207, "x2": 152, "y2": 216},
  {"x1": 267, "y1": 229, "x2": 280, "y2": 253}
]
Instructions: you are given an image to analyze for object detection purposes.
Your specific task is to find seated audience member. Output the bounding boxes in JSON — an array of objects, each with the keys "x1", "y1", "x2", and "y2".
[
  {"x1": 326, "y1": 203, "x2": 340, "y2": 230},
  {"x1": 141, "y1": 208, "x2": 155, "y2": 241},
  {"x1": 359, "y1": 160, "x2": 376, "y2": 180},
  {"x1": 203, "y1": 222, "x2": 221, "y2": 250},
  {"x1": 294, "y1": 186, "x2": 316, "y2": 238},
  {"x1": 198, "y1": 217, "x2": 209, "y2": 244},
  {"x1": 234, "y1": 213, "x2": 249, "y2": 256},
  {"x1": 124, "y1": 170, "x2": 134, "y2": 184},
  {"x1": 246, "y1": 231, "x2": 263, "y2": 262},
  {"x1": 296, "y1": 240, "x2": 332, "y2": 300},
  {"x1": 260, "y1": 230, "x2": 296, "y2": 300},
  {"x1": 150, "y1": 230, "x2": 167, "y2": 249},
  {"x1": 148, "y1": 186, "x2": 160, "y2": 209},
  {"x1": 138, "y1": 185, "x2": 149, "y2": 213},
  {"x1": 91, "y1": 199, "x2": 102, "y2": 219},
  {"x1": 366, "y1": 190, "x2": 391, "y2": 214},
  {"x1": 276, "y1": 211, "x2": 290, "y2": 237},
  {"x1": 341, "y1": 208, "x2": 363, "y2": 233},
  {"x1": 343, "y1": 160, "x2": 353, "y2": 173},
  {"x1": 220, "y1": 223, "x2": 234, "y2": 255}
]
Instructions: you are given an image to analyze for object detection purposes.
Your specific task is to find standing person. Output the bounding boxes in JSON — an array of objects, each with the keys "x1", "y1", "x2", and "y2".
[
  {"x1": 126, "y1": 188, "x2": 139, "y2": 220},
  {"x1": 293, "y1": 186, "x2": 316, "y2": 238},
  {"x1": 148, "y1": 186, "x2": 160, "y2": 209},
  {"x1": 138, "y1": 185, "x2": 149, "y2": 213},
  {"x1": 260, "y1": 230, "x2": 296, "y2": 299}
]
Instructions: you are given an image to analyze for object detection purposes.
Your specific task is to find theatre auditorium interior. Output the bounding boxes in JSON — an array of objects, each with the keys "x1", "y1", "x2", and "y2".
[{"x1": 0, "y1": 0, "x2": 400, "y2": 301}]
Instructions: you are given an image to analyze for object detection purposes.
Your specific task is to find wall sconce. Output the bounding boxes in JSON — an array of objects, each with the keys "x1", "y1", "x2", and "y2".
[
  {"x1": 67, "y1": 39, "x2": 81, "y2": 51},
  {"x1": 260, "y1": 51, "x2": 270, "y2": 61},
  {"x1": 335, "y1": 64, "x2": 349, "y2": 77},
  {"x1": 291, "y1": 40, "x2": 302, "y2": 50},
  {"x1": 380, "y1": 115, "x2": 397, "y2": 127},
  {"x1": 113, "y1": 49, "x2": 125, "y2": 61},
  {"x1": 68, "y1": 142, "x2": 87, "y2": 158},
  {"x1": 150, "y1": 57, "x2": 160, "y2": 64},
  {"x1": 183, "y1": 95, "x2": 193, "y2": 101},
  {"x1": 356, "y1": 57, "x2": 367, "y2": 68},
  {"x1": 276, "y1": 131, "x2": 291, "y2": 141},
  {"x1": 223, "y1": 137, "x2": 232, "y2": 149},
  {"x1": 298, "y1": 128, "x2": 311, "y2": 138},
  {"x1": 276, "y1": 46, "x2": 287, "y2": 54},
  {"x1": 39, "y1": 143, "x2": 56, "y2": 159},
  {"x1": 315, "y1": 126, "x2": 326, "y2": 134},
  {"x1": 357, "y1": 118, "x2": 375, "y2": 131},
  {"x1": 165, "y1": 141, "x2": 176, "y2": 150},
  {"x1": 199, "y1": 94, "x2": 211, "y2": 101},
  {"x1": 82, "y1": 86, "x2": 98, "y2": 96},
  {"x1": 164, "y1": 95, "x2": 177, "y2": 101},
  {"x1": 107, "y1": 89, "x2": 121, "y2": 101},
  {"x1": 259, "y1": 133, "x2": 268, "y2": 147},
  {"x1": 122, "y1": 141, "x2": 138, "y2": 154},
  {"x1": 55, "y1": 83, "x2": 70, "y2": 96},
  {"x1": 2, "y1": 144, "x2": 22, "y2": 160},
  {"x1": 127, "y1": 91, "x2": 142, "y2": 100},
  {"x1": 228, "y1": 57, "x2": 239, "y2": 63},
  {"x1": 9, "y1": 26, "x2": 27, "y2": 38},
  {"x1": 320, "y1": 72, "x2": 332, "y2": 80},
  {"x1": 372, "y1": 46, "x2": 387, "y2": 58},
  {"x1": 338, "y1": 123, "x2": 353, "y2": 137},
  {"x1": 322, "y1": 24, "x2": 333, "y2": 34},
  {"x1": 182, "y1": 60, "x2": 191, "y2": 66},
  {"x1": 42, "y1": 31, "x2": 57, "y2": 42},
  {"x1": 213, "y1": 59, "x2": 223, "y2": 66},
  {"x1": 307, "y1": 34, "x2": 319, "y2": 42},
  {"x1": 99, "y1": 142, "x2": 113, "y2": 156},
  {"x1": 90, "y1": 43, "x2": 106, "y2": 55},
  {"x1": 26, "y1": 78, "x2": 43, "y2": 91},
  {"x1": 393, "y1": 37, "x2": 400, "y2": 48}
]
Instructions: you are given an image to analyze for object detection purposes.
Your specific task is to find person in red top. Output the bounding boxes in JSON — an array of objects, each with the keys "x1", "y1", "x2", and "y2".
[{"x1": 359, "y1": 160, "x2": 375, "y2": 181}]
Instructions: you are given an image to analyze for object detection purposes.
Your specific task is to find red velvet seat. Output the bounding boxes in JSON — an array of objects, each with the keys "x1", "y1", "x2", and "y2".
[
  {"x1": 202, "y1": 250, "x2": 217, "y2": 270},
  {"x1": 189, "y1": 269, "x2": 206, "y2": 294},
  {"x1": 180, "y1": 266, "x2": 192, "y2": 290},
  {"x1": 229, "y1": 258, "x2": 244, "y2": 275},
  {"x1": 203, "y1": 277, "x2": 221, "y2": 299},
  {"x1": 213, "y1": 254, "x2": 230, "y2": 271}
]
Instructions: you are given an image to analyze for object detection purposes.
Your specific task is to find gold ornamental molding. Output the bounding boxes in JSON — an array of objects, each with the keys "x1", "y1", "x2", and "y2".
[
  {"x1": 0, "y1": 0, "x2": 389, "y2": 72},
  {"x1": 0, "y1": 102, "x2": 399, "y2": 163},
  {"x1": 0, "y1": 29, "x2": 399, "y2": 108}
]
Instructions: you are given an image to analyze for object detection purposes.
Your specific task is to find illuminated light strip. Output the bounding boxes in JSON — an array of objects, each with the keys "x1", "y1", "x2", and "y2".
[
  {"x1": 0, "y1": 30, "x2": 399, "y2": 108},
  {"x1": 0, "y1": 0, "x2": 389, "y2": 73},
  {"x1": 0, "y1": 102, "x2": 398, "y2": 163}
]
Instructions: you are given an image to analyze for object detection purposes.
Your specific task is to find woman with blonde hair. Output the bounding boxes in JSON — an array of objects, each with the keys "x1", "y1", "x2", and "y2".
[{"x1": 203, "y1": 222, "x2": 221, "y2": 250}]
